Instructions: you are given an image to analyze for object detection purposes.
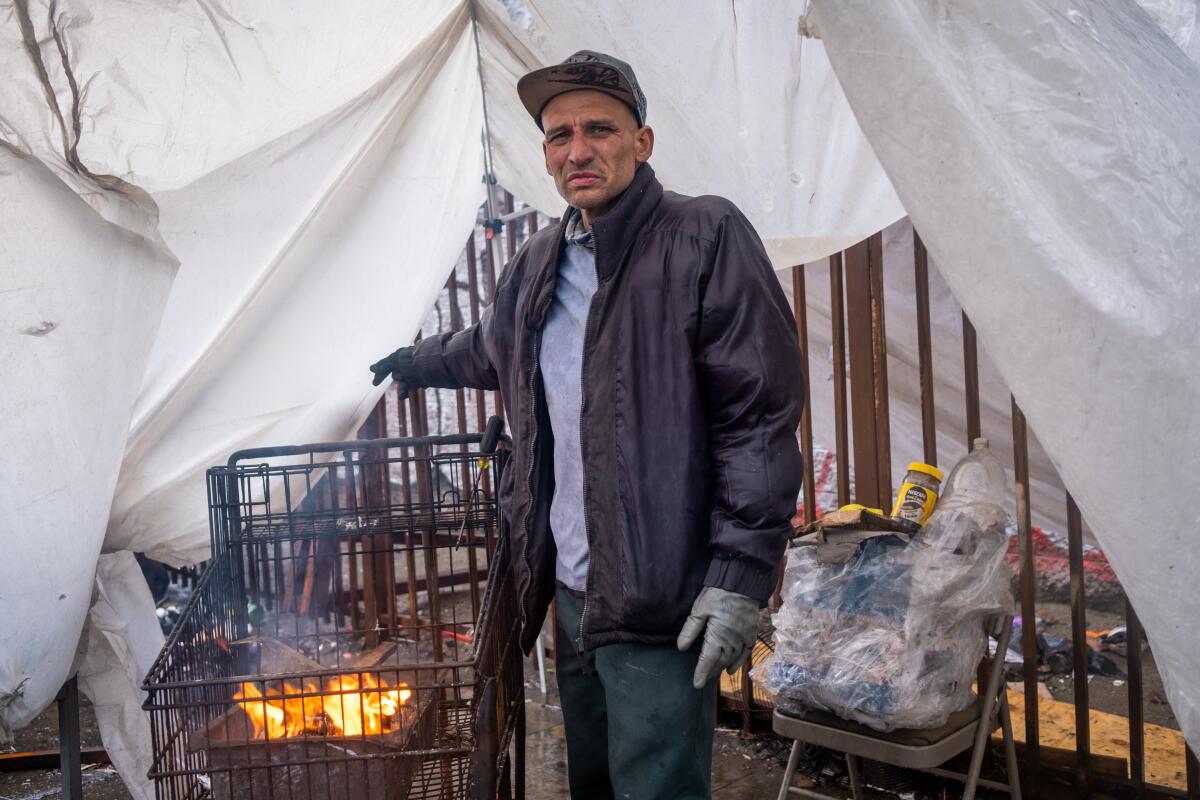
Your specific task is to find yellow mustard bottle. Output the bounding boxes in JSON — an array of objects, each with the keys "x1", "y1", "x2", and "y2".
[{"x1": 890, "y1": 462, "x2": 945, "y2": 525}]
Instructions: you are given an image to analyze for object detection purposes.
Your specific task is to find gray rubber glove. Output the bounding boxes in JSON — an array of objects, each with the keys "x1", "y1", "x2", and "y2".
[{"x1": 676, "y1": 586, "x2": 761, "y2": 690}]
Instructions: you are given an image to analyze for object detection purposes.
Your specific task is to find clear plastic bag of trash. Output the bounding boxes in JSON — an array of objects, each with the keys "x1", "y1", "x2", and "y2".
[{"x1": 754, "y1": 440, "x2": 1014, "y2": 731}]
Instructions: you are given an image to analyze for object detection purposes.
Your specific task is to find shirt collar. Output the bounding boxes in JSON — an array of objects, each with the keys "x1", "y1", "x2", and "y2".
[{"x1": 563, "y1": 208, "x2": 595, "y2": 252}]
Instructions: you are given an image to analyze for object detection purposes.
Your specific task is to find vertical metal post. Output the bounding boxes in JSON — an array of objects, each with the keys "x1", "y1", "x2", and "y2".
[
  {"x1": 962, "y1": 313, "x2": 981, "y2": 445},
  {"x1": 843, "y1": 234, "x2": 889, "y2": 510},
  {"x1": 913, "y1": 232, "x2": 938, "y2": 466},
  {"x1": 447, "y1": 265, "x2": 483, "y2": 614},
  {"x1": 465, "y1": 237, "x2": 490, "y2": 436},
  {"x1": 792, "y1": 264, "x2": 817, "y2": 522},
  {"x1": 844, "y1": 240, "x2": 878, "y2": 507},
  {"x1": 1126, "y1": 602, "x2": 1146, "y2": 799},
  {"x1": 57, "y1": 677, "x2": 82, "y2": 800},
  {"x1": 777, "y1": 263, "x2": 816, "y2": 612},
  {"x1": 829, "y1": 253, "x2": 851, "y2": 506},
  {"x1": 483, "y1": 215, "x2": 502, "y2": 417},
  {"x1": 395, "y1": 398, "x2": 420, "y2": 630},
  {"x1": 1012, "y1": 398, "x2": 1040, "y2": 797},
  {"x1": 867, "y1": 233, "x2": 892, "y2": 508},
  {"x1": 1187, "y1": 746, "x2": 1200, "y2": 800},
  {"x1": 1066, "y1": 494, "x2": 1090, "y2": 797},
  {"x1": 504, "y1": 190, "x2": 519, "y2": 263},
  {"x1": 356, "y1": 400, "x2": 392, "y2": 627}
]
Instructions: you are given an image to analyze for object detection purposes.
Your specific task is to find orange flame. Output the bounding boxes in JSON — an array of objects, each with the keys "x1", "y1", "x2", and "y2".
[{"x1": 234, "y1": 673, "x2": 412, "y2": 740}]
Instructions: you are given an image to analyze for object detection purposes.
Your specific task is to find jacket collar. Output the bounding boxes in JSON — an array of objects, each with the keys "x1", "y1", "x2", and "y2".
[{"x1": 525, "y1": 163, "x2": 663, "y2": 329}]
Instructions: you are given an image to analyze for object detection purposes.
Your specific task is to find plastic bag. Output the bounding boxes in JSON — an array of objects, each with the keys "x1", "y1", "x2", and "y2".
[{"x1": 755, "y1": 441, "x2": 1013, "y2": 731}]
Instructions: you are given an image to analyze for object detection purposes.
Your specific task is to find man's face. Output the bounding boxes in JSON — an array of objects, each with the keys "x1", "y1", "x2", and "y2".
[{"x1": 541, "y1": 90, "x2": 654, "y2": 223}]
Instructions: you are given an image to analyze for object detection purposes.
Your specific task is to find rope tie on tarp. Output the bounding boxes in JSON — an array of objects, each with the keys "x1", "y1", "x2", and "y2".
[{"x1": 468, "y1": 0, "x2": 503, "y2": 240}]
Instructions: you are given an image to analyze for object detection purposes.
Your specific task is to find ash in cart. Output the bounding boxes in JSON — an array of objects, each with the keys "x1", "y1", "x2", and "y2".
[{"x1": 370, "y1": 50, "x2": 804, "y2": 800}]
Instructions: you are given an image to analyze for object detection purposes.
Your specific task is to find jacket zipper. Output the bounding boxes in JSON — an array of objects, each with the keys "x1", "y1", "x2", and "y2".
[
  {"x1": 520, "y1": 329, "x2": 541, "y2": 631},
  {"x1": 576, "y1": 234, "x2": 603, "y2": 654}
]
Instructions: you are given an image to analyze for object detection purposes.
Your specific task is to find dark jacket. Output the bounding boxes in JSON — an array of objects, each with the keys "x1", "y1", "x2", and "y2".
[{"x1": 412, "y1": 164, "x2": 804, "y2": 653}]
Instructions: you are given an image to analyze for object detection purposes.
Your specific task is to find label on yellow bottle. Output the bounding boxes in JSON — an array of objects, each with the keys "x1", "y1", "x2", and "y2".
[{"x1": 891, "y1": 483, "x2": 938, "y2": 525}]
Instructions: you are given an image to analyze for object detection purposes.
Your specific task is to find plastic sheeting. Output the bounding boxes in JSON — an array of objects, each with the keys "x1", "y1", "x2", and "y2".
[
  {"x1": 758, "y1": 442, "x2": 1014, "y2": 731},
  {"x1": 106, "y1": 2, "x2": 486, "y2": 564},
  {"x1": 2, "y1": 0, "x2": 1198, "y2": 790},
  {"x1": 810, "y1": 0, "x2": 1200, "y2": 750},
  {"x1": 473, "y1": 0, "x2": 905, "y2": 267},
  {"x1": 2, "y1": 2, "x2": 905, "y2": 791},
  {"x1": 1, "y1": 0, "x2": 484, "y2": 761},
  {"x1": 1, "y1": 0, "x2": 178, "y2": 734}
]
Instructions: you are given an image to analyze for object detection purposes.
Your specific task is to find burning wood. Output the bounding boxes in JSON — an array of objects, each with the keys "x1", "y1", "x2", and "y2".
[
  {"x1": 192, "y1": 636, "x2": 440, "y2": 800},
  {"x1": 232, "y1": 672, "x2": 413, "y2": 740}
]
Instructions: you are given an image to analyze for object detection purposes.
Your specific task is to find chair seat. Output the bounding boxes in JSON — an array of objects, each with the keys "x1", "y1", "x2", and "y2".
[{"x1": 773, "y1": 697, "x2": 996, "y2": 769}]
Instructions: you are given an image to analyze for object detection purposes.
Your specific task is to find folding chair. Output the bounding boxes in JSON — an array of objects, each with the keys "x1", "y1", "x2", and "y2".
[{"x1": 773, "y1": 615, "x2": 1021, "y2": 800}]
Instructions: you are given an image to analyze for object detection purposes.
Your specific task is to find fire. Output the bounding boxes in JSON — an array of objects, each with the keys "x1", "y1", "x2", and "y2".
[{"x1": 234, "y1": 673, "x2": 413, "y2": 740}]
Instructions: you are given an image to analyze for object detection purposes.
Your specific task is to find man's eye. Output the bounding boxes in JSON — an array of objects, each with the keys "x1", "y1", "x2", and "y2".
[
  {"x1": 590, "y1": 126, "x2": 613, "y2": 135},
  {"x1": 547, "y1": 133, "x2": 568, "y2": 145}
]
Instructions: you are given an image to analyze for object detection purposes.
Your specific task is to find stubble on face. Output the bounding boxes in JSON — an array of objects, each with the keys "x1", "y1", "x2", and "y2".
[{"x1": 541, "y1": 90, "x2": 653, "y2": 228}]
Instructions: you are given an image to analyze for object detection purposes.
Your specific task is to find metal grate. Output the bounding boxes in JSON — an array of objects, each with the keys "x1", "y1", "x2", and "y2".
[{"x1": 143, "y1": 423, "x2": 523, "y2": 800}]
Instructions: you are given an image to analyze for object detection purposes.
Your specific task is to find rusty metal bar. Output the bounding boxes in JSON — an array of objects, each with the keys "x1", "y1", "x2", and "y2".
[
  {"x1": 464, "y1": 235, "x2": 491, "y2": 439},
  {"x1": 1067, "y1": 493, "x2": 1091, "y2": 797},
  {"x1": 483, "y1": 214, "x2": 502, "y2": 417},
  {"x1": 792, "y1": 265, "x2": 817, "y2": 523},
  {"x1": 829, "y1": 253, "x2": 850, "y2": 506},
  {"x1": 409, "y1": 389, "x2": 444, "y2": 662},
  {"x1": 739, "y1": 660, "x2": 754, "y2": 734},
  {"x1": 913, "y1": 232, "x2": 938, "y2": 467},
  {"x1": 483, "y1": 222, "x2": 499, "y2": 303},
  {"x1": 1127, "y1": 601, "x2": 1146, "y2": 798},
  {"x1": 446, "y1": 265, "x2": 482, "y2": 615},
  {"x1": 866, "y1": 232, "x2": 891, "y2": 509},
  {"x1": 1188, "y1": 746, "x2": 1199, "y2": 800},
  {"x1": 962, "y1": 312, "x2": 981, "y2": 445},
  {"x1": 504, "y1": 190, "x2": 518, "y2": 264},
  {"x1": 844, "y1": 238, "x2": 884, "y2": 509},
  {"x1": 1012, "y1": 397, "x2": 1041, "y2": 797},
  {"x1": 358, "y1": 400, "x2": 394, "y2": 626},
  {"x1": 394, "y1": 396, "x2": 420, "y2": 629}
]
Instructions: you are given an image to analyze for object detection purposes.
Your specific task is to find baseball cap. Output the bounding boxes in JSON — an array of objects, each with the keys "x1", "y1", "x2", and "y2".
[{"x1": 517, "y1": 50, "x2": 647, "y2": 131}]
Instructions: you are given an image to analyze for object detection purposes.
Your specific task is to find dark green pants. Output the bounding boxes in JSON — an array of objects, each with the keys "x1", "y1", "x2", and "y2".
[{"x1": 554, "y1": 587, "x2": 718, "y2": 800}]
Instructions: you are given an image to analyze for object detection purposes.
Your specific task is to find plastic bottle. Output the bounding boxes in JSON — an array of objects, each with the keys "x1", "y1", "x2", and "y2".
[{"x1": 937, "y1": 438, "x2": 1007, "y2": 511}]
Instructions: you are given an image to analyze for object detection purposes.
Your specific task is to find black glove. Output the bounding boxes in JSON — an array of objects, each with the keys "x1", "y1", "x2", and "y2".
[{"x1": 369, "y1": 346, "x2": 418, "y2": 395}]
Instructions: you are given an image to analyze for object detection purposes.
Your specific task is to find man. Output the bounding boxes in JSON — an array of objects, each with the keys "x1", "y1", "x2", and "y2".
[{"x1": 369, "y1": 51, "x2": 804, "y2": 800}]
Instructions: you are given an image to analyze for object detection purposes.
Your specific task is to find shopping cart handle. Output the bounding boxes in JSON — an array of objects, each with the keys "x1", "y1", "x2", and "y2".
[{"x1": 480, "y1": 416, "x2": 505, "y2": 455}]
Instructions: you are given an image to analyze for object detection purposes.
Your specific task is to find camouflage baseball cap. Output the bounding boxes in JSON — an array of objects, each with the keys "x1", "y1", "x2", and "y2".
[{"x1": 517, "y1": 50, "x2": 647, "y2": 131}]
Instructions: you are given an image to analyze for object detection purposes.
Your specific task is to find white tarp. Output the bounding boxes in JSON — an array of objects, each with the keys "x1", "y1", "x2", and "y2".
[
  {"x1": 105, "y1": 1, "x2": 486, "y2": 565},
  {"x1": 1, "y1": 2, "x2": 903, "y2": 792},
  {"x1": 0, "y1": 0, "x2": 177, "y2": 738},
  {"x1": 809, "y1": 0, "x2": 1200, "y2": 749},
  {"x1": 474, "y1": 0, "x2": 905, "y2": 267}
]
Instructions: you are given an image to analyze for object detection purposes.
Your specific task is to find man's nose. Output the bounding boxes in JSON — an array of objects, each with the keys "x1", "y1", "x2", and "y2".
[{"x1": 567, "y1": 134, "x2": 593, "y2": 165}]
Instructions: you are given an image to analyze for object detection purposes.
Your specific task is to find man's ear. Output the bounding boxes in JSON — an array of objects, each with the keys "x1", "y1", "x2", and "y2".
[
  {"x1": 635, "y1": 126, "x2": 654, "y2": 164},
  {"x1": 543, "y1": 141, "x2": 552, "y2": 176}
]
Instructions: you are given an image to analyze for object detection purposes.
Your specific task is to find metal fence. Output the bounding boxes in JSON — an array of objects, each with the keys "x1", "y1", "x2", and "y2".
[{"x1": 375, "y1": 195, "x2": 1199, "y2": 799}]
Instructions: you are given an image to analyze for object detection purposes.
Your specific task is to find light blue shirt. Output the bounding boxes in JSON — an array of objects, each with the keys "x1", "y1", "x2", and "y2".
[{"x1": 540, "y1": 210, "x2": 597, "y2": 591}]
